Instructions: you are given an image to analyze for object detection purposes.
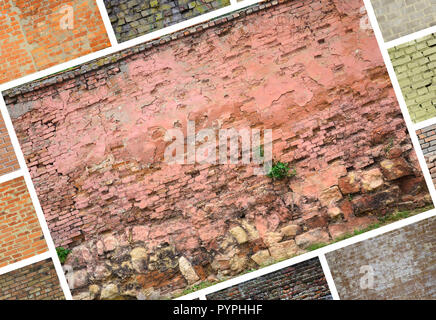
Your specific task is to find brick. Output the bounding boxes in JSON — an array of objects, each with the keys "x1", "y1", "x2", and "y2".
[
  {"x1": 0, "y1": 114, "x2": 19, "y2": 176},
  {"x1": 0, "y1": 259, "x2": 64, "y2": 300}
]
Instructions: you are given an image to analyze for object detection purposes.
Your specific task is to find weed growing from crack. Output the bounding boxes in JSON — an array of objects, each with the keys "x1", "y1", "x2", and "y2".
[{"x1": 267, "y1": 162, "x2": 296, "y2": 180}]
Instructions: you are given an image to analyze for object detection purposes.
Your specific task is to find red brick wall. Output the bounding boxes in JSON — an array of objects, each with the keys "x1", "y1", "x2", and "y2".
[
  {"x1": 3, "y1": 0, "x2": 432, "y2": 299},
  {"x1": 0, "y1": 258, "x2": 65, "y2": 300},
  {"x1": 0, "y1": 0, "x2": 110, "y2": 84},
  {"x1": 0, "y1": 113, "x2": 19, "y2": 176},
  {"x1": 206, "y1": 258, "x2": 331, "y2": 300},
  {"x1": 0, "y1": 177, "x2": 47, "y2": 268}
]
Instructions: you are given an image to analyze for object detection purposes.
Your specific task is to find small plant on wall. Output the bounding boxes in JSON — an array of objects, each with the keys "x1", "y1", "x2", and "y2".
[
  {"x1": 56, "y1": 247, "x2": 71, "y2": 264},
  {"x1": 267, "y1": 161, "x2": 296, "y2": 180}
]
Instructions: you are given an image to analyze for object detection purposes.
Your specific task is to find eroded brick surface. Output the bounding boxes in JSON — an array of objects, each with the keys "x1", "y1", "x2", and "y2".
[
  {"x1": 326, "y1": 216, "x2": 436, "y2": 299},
  {"x1": 0, "y1": 259, "x2": 65, "y2": 300},
  {"x1": 0, "y1": 113, "x2": 19, "y2": 176},
  {"x1": 0, "y1": 177, "x2": 47, "y2": 268},
  {"x1": 0, "y1": 0, "x2": 110, "y2": 84},
  {"x1": 371, "y1": 0, "x2": 436, "y2": 42},
  {"x1": 3, "y1": 0, "x2": 432, "y2": 299},
  {"x1": 104, "y1": 0, "x2": 230, "y2": 43},
  {"x1": 388, "y1": 33, "x2": 436, "y2": 123},
  {"x1": 206, "y1": 258, "x2": 332, "y2": 300}
]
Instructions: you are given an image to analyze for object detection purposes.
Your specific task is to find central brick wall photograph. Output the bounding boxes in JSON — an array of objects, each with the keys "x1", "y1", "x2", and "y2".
[{"x1": 3, "y1": 0, "x2": 433, "y2": 299}]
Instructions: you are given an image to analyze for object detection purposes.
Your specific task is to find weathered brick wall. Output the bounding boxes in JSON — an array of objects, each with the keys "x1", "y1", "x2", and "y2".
[
  {"x1": 0, "y1": 177, "x2": 47, "y2": 268},
  {"x1": 0, "y1": 0, "x2": 110, "y2": 84},
  {"x1": 370, "y1": 0, "x2": 436, "y2": 42},
  {"x1": 416, "y1": 124, "x2": 436, "y2": 186},
  {"x1": 104, "y1": 0, "x2": 230, "y2": 42},
  {"x1": 0, "y1": 113, "x2": 19, "y2": 176},
  {"x1": 0, "y1": 258, "x2": 65, "y2": 300},
  {"x1": 326, "y1": 216, "x2": 436, "y2": 299},
  {"x1": 206, "y1": 258, "x2": 331, "y2": 300},
  {"x1": 388, "y1": 33, "x2": 436, "y2": 123},
  {"x1": 3, "y1": 0, "x2": 432, "y2": 299}
]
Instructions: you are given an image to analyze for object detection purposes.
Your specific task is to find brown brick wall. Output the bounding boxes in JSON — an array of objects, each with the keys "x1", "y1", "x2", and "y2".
[
  {"x1": 0, "y1": 0, "x2": 110, "y2": 84},
  {"x1": 0, "y1": 177, "x2": 47, "y2": 268},
  {"x1": 206, "y1": 258, "x2": 332, "y2": 300},
  {"x1": 326, "y1": 216, "x2": 436, "y2": 299},
  {"x1": 0, "y1": 258, "x2": 65, "y2": 300},
  {"x1": 0, "y1": 113, "x2": 19, "y2": 176}
]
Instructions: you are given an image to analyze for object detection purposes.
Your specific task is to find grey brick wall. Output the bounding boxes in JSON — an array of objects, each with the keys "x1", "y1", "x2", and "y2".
[
  {"x1": 326, "y1": 216, "x2": 436, "y2": 300},
  {"x1": 206, "y1": 258, "x2": 332, "y2": 300},
  {"x1": 388, "y1": 33, "x2": 436, "y2": 123},
  {"x1": 104, "y1": 0, "x2": 230, "y2": 43},
  {"x1": 371, "y1": 0, "x2": 436, "y2": 42}
]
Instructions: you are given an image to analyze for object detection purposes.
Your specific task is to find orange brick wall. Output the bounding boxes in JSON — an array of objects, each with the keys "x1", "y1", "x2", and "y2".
[
  {"x1": 0, "y1": 258, "x2": 65, "y2": 300},
  {"x1": 0, "y1": 0, "x2": 110, "y2": 84},
  {"x1": 0, "y1": 177, "x2": 47, "y2": 267},
  {"x1": 0, "y1": 113, "x2": 19, "y2": 176}
]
